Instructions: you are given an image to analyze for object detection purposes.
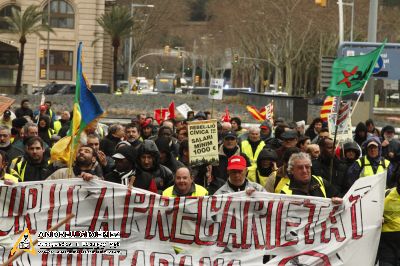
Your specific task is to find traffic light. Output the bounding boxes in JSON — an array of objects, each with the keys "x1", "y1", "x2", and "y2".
[
  {"x1": 315, "y1": 0, "x2": 327, "y2": 7},
  {"x1": 40, "y1": 69, "x2": 46, "y2": 79},
  {"x1": 39, "y1": 49, "x2": 44, "y2": 58},
  {"x1": 233, "y1": 54, "x2": 239, "y2": 63},
  {"x1": 164, "y1": 45, "x2": 170, "y2": 54},
  {"x1": 195, "y1": 75, "x2": 200, "y2": 84},
  {"x1": 179, "y1": 51, "x2": 183, "y2": 58}
]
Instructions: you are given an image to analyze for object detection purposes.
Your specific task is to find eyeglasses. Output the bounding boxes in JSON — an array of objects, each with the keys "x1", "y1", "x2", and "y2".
[{"x1": 294, "y1": 164, "x2": 311, "y2": 170}]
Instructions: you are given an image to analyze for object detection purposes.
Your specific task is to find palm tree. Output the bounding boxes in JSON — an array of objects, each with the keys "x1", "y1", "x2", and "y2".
[
  {"x1": 0, "y1": 5, "x2": 53, "y2": 94},
  {"x1": 97, "y1": 6, "x2": 135, "y2": 92}
]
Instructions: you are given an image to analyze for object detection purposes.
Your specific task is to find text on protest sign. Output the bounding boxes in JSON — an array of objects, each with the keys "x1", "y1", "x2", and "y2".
[
  {"x1": 208, "y1": 78, "x2": 224, "y2": 100},
  {"x1": 0, "y1": 173, "x2": 384, "y2": 265},
  {"x1": 188, "y1": 119, "x2": 219, "y2": 166}
]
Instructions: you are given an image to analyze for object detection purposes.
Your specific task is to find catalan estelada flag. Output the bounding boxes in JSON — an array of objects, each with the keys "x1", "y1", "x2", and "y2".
[
  {"x1": 51, "y1": 42, "x2": 104, "y2": 166},
  {"x1": 320, "y1": 96, "x2": 336, "y2": 122}
]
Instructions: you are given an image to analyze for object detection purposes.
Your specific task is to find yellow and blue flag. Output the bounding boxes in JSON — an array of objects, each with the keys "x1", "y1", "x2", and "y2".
[{"x1": 51, "y1": 42, "x2": 104, "y2": 165}]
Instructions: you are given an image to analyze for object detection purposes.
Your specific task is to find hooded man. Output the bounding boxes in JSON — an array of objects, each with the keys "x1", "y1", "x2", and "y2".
[
  {"x1": 381, "y1": 125, "x2": 400, "y2": 163},
  {"x1": 136, "y1": 139, "x2": 174, "y2": 194},
  {"x1": 15, "y1": 99, "x2": 33, "y2": 120},
  {"x1": 342, "y1": 141, "x2": 361, "y2": 166},
  {"x1": 247, "y1": 148, "x2": 278, "y2": 192},
  {"x1": 265, "y1": 124, "x2": 288, "y2": 150},
  {"x1": 150, "y1": 125, "x2": 179, "y2": 157},
  {"x1": 38, "y1": 115, "x2": 54, "y2": 147},
  {"x1": 105, "y1": 145, "x2": 157, "y2": 193},
  {"x1": 155, "y1": 136, "x2": 184, "y2": 174},
  {"x1": 311, "y1": 137, "x2": 347, "y2": 195},
  {"x1": 347, "y1": 136, "x2": 394, "y2": 189}
]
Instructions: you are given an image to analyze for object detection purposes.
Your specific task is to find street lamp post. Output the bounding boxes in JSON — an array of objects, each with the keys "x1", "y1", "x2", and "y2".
[
  {"x1": 191, "y1": 40, "x2": 197, "y2": 89},
  {"x1": 175, "y1": 46, "x2": 185, "y2": 77},
  {"x1": 342, "y1": 0, "x2": 355, "y2": 42},
  {"x1": 366, "y1": 0, "x2": 378, "y2": 118},
  {"x1": 127, "y1": 3, "x2": 154, "y2": 87},
  {"x1": 46, "y1": 0, "x2": 51, "y2": 83}
]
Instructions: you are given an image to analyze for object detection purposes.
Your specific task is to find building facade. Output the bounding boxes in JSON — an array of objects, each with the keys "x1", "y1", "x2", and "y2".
[{"x1": 0, "y1": 0, "x2": 112, "y2": 93}]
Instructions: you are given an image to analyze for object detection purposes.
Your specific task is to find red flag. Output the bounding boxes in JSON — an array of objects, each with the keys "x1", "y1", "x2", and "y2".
[
  {"x1": 221, "y1": 106, "x2": 231, "y2": 122},
  {"x1": 154, "y1": 108, "x2": 169, "y2": 124},
  {"x1": 168, "y1": 101, "x2": 175, "y2": 119}
]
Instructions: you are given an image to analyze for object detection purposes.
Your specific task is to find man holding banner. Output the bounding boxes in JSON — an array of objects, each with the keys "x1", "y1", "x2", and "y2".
[
  {"x1": 278, "y1": 152, "x2": 342, "y2": 203},
  {"x1": 215, "y1": 155, "x2": 264, "y2": 194},
  {"x1": 162, "y1": 166, "x2": 208, "y2": 197}
]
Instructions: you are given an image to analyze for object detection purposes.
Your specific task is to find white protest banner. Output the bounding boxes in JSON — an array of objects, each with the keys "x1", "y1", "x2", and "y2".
[
  {"x1": 0, "y1": 172, "x2": 384, "y2": 265},
  {"x1": 188, "y1": 119, "x2": 219, "y2": 166},
  {"x1": 208, "y1": 78, "x2": 224, "y2": 100},
  {"x1": 176, "y1": 103, "x2": 192, "y2": 119}
]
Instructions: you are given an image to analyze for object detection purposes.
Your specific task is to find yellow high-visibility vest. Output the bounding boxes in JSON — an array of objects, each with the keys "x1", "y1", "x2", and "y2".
[
  {"x1": 356, "y1": 156, "x2": 390, "y2": 177},
  {"x1": 162, "y1": 184, "x2": 208, "y2": 197},
  {"x1": 280, "y1": 175, "x2": 326, "y2": 198},
  {"x1": 382, "y1": 188, "x2": 400, "y2": 232},
  {"x1": 241, "y1": 140, "x2": 265, "y2": 166}
]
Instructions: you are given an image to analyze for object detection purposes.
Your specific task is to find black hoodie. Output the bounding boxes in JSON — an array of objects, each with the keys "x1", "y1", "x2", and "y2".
[
  {"x1": 136, "y1": 140, "x2": 174, "y2": 193},
  {"x1": 354, "y1": 122, "x2": 368, "y2": 148},
  {"x1": 38, "y1": 115, "x2": 52, "y2": 147},
  {"x1": 155, "y1": 136, "x2": 184, "y2": 174}
]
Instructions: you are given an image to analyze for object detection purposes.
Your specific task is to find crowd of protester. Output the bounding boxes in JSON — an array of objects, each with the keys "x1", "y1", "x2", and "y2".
[{"x1": 0, "y1": 98, "x2": 399, "y2": 265}]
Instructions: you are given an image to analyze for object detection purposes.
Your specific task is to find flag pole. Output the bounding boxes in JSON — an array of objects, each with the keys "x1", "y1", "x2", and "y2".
[
  {"x1": 329, "y1": 90, "x2": 343, "y2": 184},
  {"x1": 211, "y1": 99, "x2": 214, "y2": 119},
  {"x1": 349, "y1": 80, "x2": 370, "y2": 119}
]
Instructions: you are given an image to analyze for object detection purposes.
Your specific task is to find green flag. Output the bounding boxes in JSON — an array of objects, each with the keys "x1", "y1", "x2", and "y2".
[{"x1": 326, "y1": 43, "x2": 385, "y2": 96}]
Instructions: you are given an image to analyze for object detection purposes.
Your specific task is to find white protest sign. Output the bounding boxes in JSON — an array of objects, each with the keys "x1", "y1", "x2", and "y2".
[
  {"x1": 176, "y1": 103, "x2": 192, "y2": 119},
  {"x1": 208, "y1": 78, "x2": 224, "y2": 100},
  {"x1": 0, "y1": 172, "x2": 385, "y2": 265},
  {"x1": 187, "y1": 119, "x2": 219, "y2": 166},
  {"x1": 328, "y1": 113, "x2": 353, "y2": 144}
]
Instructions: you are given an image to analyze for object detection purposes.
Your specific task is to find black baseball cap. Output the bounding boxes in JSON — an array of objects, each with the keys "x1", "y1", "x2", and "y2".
[{"x1": 223, "y1": 131, "x2": 237, "y2": 139}]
